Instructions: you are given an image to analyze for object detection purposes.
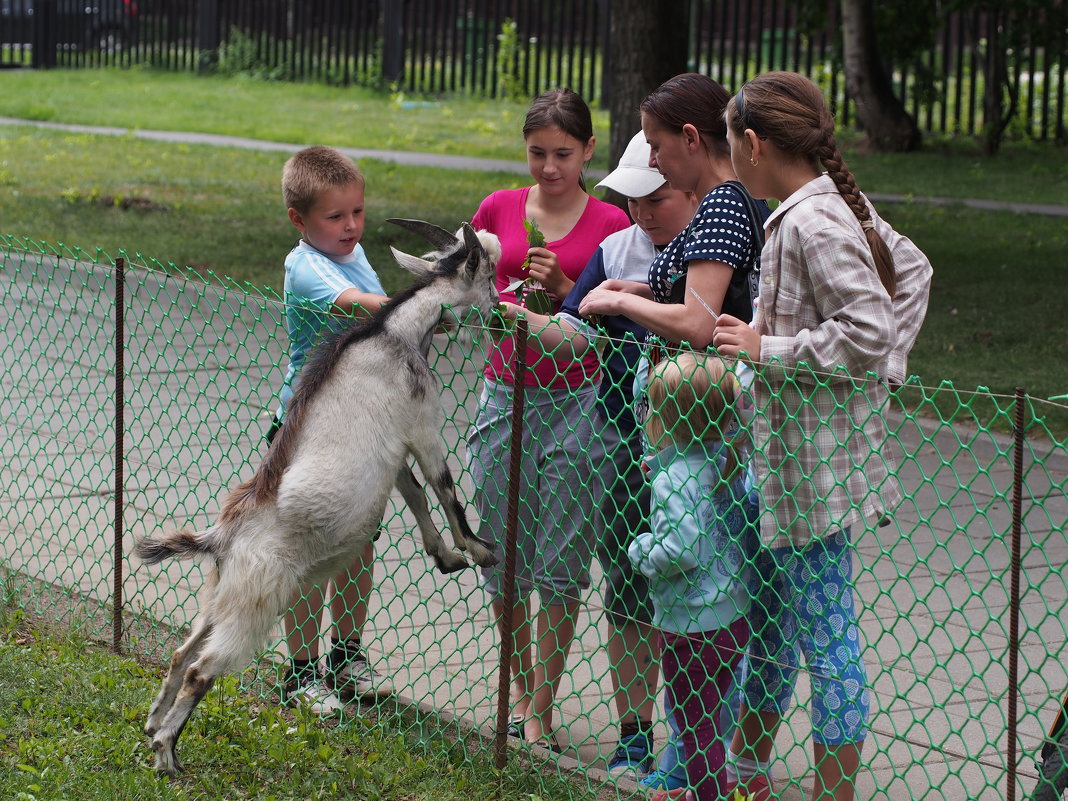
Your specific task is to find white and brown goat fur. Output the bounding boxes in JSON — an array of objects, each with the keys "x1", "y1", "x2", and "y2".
[{"x1": 135, "y1": 219, "x2": 501, "y2": 775}]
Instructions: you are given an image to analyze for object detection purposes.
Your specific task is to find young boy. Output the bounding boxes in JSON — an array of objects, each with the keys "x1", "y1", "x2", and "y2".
[{"x1": 271, "y1": 145, "x2": 393, "y2": 715}]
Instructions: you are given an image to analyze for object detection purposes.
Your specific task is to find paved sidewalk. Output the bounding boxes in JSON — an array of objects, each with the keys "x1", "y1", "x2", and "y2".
[{"x1": 3, "y1": 116, "x2": 1068, "y2": 217}]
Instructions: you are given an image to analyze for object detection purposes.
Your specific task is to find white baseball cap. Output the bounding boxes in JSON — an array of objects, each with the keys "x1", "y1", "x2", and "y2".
[{"x1": 595, "y1": 131, "x2": 666, "y2": 199}]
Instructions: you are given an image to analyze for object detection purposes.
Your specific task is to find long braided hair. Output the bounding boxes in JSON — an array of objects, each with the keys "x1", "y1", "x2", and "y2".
[{"x1": 726, "y1": 71, "x2": 896, "y2": 296}]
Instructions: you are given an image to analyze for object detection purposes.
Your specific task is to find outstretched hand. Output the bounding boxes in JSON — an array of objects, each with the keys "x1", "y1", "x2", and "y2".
[
  {"x1": 713, "y1": 314, "x2": 761, "y2": 364},
  {"x1": 577, "y1": 285, "x2": 626, "y2": 318}
]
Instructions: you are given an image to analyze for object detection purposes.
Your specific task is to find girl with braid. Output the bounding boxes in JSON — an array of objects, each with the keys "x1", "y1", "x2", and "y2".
[{"x1": 713, "y1": 72, "x2": 932, "y2": 801}]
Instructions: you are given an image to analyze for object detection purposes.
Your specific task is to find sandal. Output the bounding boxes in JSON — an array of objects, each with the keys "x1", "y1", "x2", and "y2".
[
  {"x1": 525, "y1": 731, "x2": 563, "y2": 754},
  {"x1": 507, "y1": 713, "x2": 525, "y2": 739}
]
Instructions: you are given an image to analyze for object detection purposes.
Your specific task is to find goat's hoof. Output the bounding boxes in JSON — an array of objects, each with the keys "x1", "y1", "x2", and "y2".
[
  {"x1": 434, "y1": 551, "x2": 470, "y2": 574},
  {"x1": 151, "y1": 738, "x2": 181, "y2": 776},
  {"x1": 466, "y1": 541, "x2": 499, "y2": 568}
]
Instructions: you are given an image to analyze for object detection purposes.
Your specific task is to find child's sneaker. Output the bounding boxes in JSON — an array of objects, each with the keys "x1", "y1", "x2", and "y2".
[
  {"x1": 725, "y1": 773, "x2": 776, "y2": 801},
  {"x1": 331, "y1": 650, "x2": 393, "y2": 700},
  {"x1": 640, "y1": 769, "x2": 688, "y2": 794},
  {"x1": 283, "y1": 677, "x2": 343, "y2": 717},
  {"x1": 607, "y1": 731, "x2": 654, "y2": 778}
]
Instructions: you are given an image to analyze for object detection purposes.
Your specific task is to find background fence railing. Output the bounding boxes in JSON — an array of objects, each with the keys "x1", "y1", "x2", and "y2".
[
  {"x1": 1, "y1": 0, "x2": 1065, "y2": 141},
  {"x1": 2, "y1": 235, "x2": 1067, "y2": 799}
]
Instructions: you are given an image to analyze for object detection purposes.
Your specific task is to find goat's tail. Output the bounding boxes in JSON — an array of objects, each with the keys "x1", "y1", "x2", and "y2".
[{"x1": 135, "y1": 528, "x2": 217, "y2": 565}]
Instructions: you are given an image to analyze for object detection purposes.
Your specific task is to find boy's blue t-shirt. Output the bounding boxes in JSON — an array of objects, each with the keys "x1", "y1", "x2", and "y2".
[{"x1": 277, "y1": 239, "x2": 385, "y2": 417}]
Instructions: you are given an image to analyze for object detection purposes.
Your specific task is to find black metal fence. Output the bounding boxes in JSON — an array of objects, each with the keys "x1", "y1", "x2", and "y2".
[{"x1": 1, "y1": 0, "x2": 1065, "y2": 141}]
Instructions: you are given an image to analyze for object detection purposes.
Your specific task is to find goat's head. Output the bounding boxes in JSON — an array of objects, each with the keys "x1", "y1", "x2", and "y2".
[{"x1": 387, "y1": 218, "x2": 501, "y2": 331}]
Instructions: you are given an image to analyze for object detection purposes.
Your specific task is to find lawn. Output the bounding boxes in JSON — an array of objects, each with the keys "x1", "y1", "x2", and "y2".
[
  {"x1": 0, "y1": 605, "x2": 583, "y2": 801},
  {"x1": 0, "y1": 67, "x2": 1065, "y2": 436}
]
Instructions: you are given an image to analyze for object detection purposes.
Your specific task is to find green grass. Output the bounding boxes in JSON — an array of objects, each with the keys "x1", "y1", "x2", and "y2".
[
  {"x1": 0, "y1": 606, "x2": 587, "y2": 801},
  {"x1": 2, "y1": 67, "x2": 1066, "y2": 203},
  {"x1": 0, "y1": 122, "x2": 523, "y2": 294},
  {"x1": 0, "y1": 67, "x2": 589, "y2": 165},
  {"x1": 846, "y1": 136, "x2": 1068, "y2": 206},
  {"x1": 0, "y1": 67, "x2": 1065, "y2": 436}
]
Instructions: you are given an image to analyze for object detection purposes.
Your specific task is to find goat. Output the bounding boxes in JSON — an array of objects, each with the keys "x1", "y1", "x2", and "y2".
[{"x1": 136, "y1": 219, "x2": 501, "y2": 776}]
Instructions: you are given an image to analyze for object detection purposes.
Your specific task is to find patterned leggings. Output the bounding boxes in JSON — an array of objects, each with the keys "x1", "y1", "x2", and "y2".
[
  {"x1": 739, "y1": 528, "x2": 870, "y2": 746},
  {"x1": 662, "y1": 617, "x2": 750, "y2": 801}
]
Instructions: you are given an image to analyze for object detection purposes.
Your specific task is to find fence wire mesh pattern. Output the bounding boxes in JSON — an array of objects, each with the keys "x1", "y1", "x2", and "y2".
[{"x1": 3, "y1": 236, "x2": 1067, "y2": 800}]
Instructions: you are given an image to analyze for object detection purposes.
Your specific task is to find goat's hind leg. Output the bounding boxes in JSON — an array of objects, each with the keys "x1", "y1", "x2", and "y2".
[
  {"x1": 149, "y1": 561, "x2": 289, "y2": 775},
  {"x1": 149, "y1": 656, "x2": 220, "y2": 776},
  {"x1": 396, "y1": 466, "x2": 470, "y2": 573},
  {"x1": 145, "y1": 614, "x2": 213, "y2": 738},
  {"x1": 146, "y1": 563, "x2": 219, "y2": 737}
]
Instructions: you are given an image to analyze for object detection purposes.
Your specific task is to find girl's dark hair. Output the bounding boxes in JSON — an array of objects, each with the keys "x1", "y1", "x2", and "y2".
[
  {"x1": 726, "y1": 71, "x2": 896, "y2": 295},
  {"x1": 523, "y1": 88, "x2": 594, "y2": 190},
  {"x1": 640, "y1": 72, "x2": 732, "y2": 160},
  {"x1": 523, "y1": 87, "x2": 594, "y2": 143}
]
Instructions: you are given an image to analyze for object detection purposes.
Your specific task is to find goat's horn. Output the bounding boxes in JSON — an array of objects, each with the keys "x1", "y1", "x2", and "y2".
[
  {"x1": 460, "y1": 222, "x2": 484, "y2": 255},
  {"x1": 387, "y1": 218, "x2": 458, "y2": 250}
]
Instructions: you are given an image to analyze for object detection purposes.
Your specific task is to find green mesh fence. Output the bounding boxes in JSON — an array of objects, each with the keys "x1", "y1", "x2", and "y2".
[{"x1": 2, "y1": 234, "x2": 1067, "y2": 801}]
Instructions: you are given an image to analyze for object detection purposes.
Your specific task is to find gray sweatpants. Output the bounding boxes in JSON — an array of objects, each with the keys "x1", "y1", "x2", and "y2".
[{"x1": 467, "y1": 379, "x2": 598, "y2": 606}]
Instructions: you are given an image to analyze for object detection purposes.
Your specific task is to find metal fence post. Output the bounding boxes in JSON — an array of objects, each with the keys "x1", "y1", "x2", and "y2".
[
  {"x1": 381, "y1": 0, "x2": 404, "y2": 85},
  {"x1": 494, "y1": 317, "x2": 527, "y2": 772},
  {"x1": 112, "y1": 257, "x2": 126, "y2": 654},
  {"x1": 198, "y1": 0, "x2": 220, "y2": 73},
  {"x1": 1007, "y1": 385, "x2": 1027, "y2": 801},
  {"x1": 30, "y1": 0, "x2": 57, "y2": 69}
]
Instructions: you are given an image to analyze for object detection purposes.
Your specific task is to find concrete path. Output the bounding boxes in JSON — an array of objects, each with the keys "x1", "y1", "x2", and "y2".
[
  {"x1": 2, "y1": 116, "x2": 1068, "y2": 218},
  {"x1": 2, "y1": 131, "x2": 1067, "y2": 800}
]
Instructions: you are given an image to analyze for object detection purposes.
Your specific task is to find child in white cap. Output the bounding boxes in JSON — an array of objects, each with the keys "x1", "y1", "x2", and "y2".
[{"x1": 497, "y1": 131, "x2": 699, "y2": 786}]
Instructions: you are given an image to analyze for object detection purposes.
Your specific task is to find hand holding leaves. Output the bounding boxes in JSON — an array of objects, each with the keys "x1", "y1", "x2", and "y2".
[{"x1": 517, "y1": 217, "x2": 554, "y2": 314}]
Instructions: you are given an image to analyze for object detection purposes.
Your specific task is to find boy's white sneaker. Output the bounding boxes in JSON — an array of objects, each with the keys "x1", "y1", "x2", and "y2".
[
  {"x1": 285, "y1": 677, "x2": 344, "y2": 717},
  {"x1": 332, "y1": 652, "x2": 394, "y2": 700}
]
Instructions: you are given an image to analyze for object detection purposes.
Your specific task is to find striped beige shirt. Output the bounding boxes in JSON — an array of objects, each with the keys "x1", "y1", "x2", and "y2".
[{"x1": 750, "y1": 174, "x2": 932, "y2": 549}]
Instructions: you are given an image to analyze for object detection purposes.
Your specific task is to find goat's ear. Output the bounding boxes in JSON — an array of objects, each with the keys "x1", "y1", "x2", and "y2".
[
  {"x1": 388, "y1": 218, "x2": 459, "y2": 251},
  {"x1": 460, "y1": 222, "x2": 484, "y2": 257},
  {"x1": 463, "y1": 248, "x2": 481, "y2": 280},
  {"x1": 390, "y1": 246, "x2": 436, "y2": 278}
]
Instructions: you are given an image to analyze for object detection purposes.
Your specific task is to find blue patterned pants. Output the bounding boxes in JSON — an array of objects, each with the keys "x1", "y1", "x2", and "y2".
[{"x1": 739, "y1": 528, "x2": 870, "y2": 746}]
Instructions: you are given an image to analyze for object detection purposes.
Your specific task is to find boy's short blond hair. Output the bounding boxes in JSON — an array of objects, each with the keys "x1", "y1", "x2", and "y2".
[
  {"x1": 645, "y1": 351, "x2": 745, "y2": 481},
  {"x1": 282, "y1": 145, "x2": 365, "y2": 215}
]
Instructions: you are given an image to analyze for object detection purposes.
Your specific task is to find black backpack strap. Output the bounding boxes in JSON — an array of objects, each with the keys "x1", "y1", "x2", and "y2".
[{"x1": 723, "y1": 180, "x2": 766, "y2": 258}]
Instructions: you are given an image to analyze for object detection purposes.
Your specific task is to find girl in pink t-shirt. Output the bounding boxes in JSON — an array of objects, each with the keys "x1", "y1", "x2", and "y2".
[{"x1": 467, "y1": 88, "x2": 629, "y2": 752}]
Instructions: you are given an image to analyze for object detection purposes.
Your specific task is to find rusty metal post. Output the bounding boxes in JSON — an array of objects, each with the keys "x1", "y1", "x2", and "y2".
[
  {"x1": 112, "y1": 257, "x2": 125, "y2": 654},
  {"x1": 1007, "y1": 386, "x2": 1026, "y2": 801},
  {"x1": 494, "y1": 317, "x2": 527, "y2": 772}
]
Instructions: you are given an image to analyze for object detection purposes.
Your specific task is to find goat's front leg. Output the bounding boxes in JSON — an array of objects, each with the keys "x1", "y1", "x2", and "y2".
[
  {"x1": 395, "y1": 465, "x2": 470, "y2": 573},
  {"x1": 405, "y1": 438, "x2": 497, "y2": 568}
]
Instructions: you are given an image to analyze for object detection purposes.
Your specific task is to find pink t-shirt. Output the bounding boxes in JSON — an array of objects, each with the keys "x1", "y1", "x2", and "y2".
[{"x1": 472, "y1": 186, "x2": 631, "y2": 388}]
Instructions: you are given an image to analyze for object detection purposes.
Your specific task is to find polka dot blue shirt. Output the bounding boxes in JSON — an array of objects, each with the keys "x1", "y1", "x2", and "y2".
[{"x1": 648, "y1": 181, "x2": 763, "y2": 307}]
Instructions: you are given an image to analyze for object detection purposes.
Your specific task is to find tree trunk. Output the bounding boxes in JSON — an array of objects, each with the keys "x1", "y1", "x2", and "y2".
[
  {"x1": 981, "y1": 8, "x2": 1016, "y2": 156},
  {"x1": 840, "y1": 0, "x2": 922, "y2": 152},
  {"x1": 605, "y1": 0, "x2": 688, "y2": 180}
]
